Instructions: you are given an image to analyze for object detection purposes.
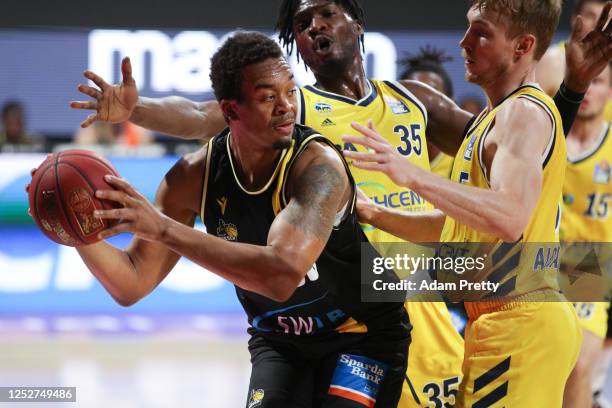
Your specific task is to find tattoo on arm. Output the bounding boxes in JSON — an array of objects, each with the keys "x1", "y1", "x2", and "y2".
[{"x1": 284, "y1": 162, "x2": 345, "y2": 242}]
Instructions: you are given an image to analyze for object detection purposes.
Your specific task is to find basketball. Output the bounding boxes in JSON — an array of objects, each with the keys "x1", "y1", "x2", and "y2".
[{"x1": 27, "y1": 149, "x2": 120, "y2": 247}]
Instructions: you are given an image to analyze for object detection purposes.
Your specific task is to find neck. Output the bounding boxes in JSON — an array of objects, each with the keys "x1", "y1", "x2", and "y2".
[
  {"x1": 228, "y1": 128, "x2": 283, "y2": 191},
  {"x1": 313, "y1": 57, "x2": 369, "y2": 99},
  {"x1": 483, "y1": 64, "x2": 535, "y2": 108},
  {"x1": 567, "y1": 115, "x2": 606, "y2": 154}
]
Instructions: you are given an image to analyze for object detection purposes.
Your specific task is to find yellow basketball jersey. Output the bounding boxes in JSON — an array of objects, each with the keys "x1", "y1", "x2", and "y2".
[
  {"x1": 430, "y1": 152, "x2": 454, "y2": 179},
  {"x1": 561, "y1": 123, "x2": 612, "y2": 242},
  {"x1": 299, "y1": 79, "x2": 431, "y2": 243},
  {"x1": 440, "y1": 84, "x2": 566, "y2": 296}
]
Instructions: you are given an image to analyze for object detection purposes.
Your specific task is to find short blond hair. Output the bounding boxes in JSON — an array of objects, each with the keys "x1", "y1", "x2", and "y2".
[{"x1": 471, "y1": 0, "x2": 562, "y2": 60}]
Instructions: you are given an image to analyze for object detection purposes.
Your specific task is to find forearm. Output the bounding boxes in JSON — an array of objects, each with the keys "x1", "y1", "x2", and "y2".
[
  {"x1": 365, "y1": 206, "x2": 446, "y2": 243},
  {"x1": 77, "y1": 241, "x2": 142, "y2": 306},
  {"x1": 160, "y1": 218, "x2": 302, "y2": 302},
  {"x1": 130, "y1": 97, "x2": 225, "y2": 140},
  {"x1": 410, "y1": 169, "x2": 527, "y2": 241}
]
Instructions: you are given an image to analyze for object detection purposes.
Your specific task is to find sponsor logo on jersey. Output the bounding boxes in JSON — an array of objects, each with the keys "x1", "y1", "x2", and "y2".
[
  {"x1": 216, "y1": 196, "x2": 228, "y2": 215},
  {"x1": 463, "y1": 134, "x2": 478, "y2": 161},
  {"x1": 217, "y1": 219, "x2": 238, "y2": 241},
  {"x1": 593, "y1": 160, "x2": 611, "y2": 184},
  {"x1": 563, "y1": 194, "x2": 575, "y2": 205},
  {"x1": 383, "y1": 95, "x2": 409, "y2": 115},
  {"x1": 247, "y1": 389, "x2": 264, "y2": 408},
  {"x1": 314, "y1": 102, "x2": 333, "y2": 114},
  {"x1": 328, "y1": 354, "x2": 387, "y2": 408},
  {"x1": 321, "y1": 118, "x2": 336, "y2": 127}
]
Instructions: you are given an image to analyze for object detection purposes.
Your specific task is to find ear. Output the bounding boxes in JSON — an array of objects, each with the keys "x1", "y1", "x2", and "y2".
[
  {"x1": 515, "y1": 34, "x2": 536, "y2": 58},
  {"x1": 220, "y1": 100, "x2": 238, "y2": 122},
  {"x1": 354, "y1": 20, "x2": 364, "y2": 35}
]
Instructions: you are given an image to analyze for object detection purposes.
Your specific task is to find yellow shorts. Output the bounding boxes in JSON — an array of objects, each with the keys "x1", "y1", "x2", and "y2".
[
  {"x1": 457, "y1": 295, "x2": 581, "y2": 408},
  {"x1": 400, "y1": 301, "x2": 464, "y2": 408},
  {"x1": 574, "y1": 302, "x2": 610, "y2": 339}
]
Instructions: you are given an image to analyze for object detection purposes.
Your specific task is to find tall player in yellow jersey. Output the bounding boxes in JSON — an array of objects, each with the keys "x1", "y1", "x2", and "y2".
[
  {"x1": 538, "y1": 0, "x2": 612, "y2": 121},
  {"x1": 561, "y1": 64, "x2": 612, "y2": 408},
  {"x1": 343, "y1": 1, "x2": 612, "y2": 406}
]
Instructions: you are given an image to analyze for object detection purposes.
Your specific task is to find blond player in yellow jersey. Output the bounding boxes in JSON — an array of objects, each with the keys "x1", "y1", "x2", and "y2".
[
  {"x1": 344, "y1": 1, "x2": 612, "y2": 406},
  {"x1": 560, "y1": 64, "x2": 612, "y2": 408}
]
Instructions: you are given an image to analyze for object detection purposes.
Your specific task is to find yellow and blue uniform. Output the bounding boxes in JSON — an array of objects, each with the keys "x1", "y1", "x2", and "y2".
[
  {"x1": 299, "y1": 80, "x2": 464, "y2": 408},
  {"x1": 561, "y1": 122, "x2": 612, "y2": 339},
  {"x1": 430, "y1": 152, "x2": 455, "y2": 179},
  {"x1": 441, "y1": 84, "x2": 581, "y2": 407}
]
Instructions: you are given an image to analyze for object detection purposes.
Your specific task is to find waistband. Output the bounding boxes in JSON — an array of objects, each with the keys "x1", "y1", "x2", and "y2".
[{"x1": 464, "y1": 289, "x2": 567, "y2": 318}]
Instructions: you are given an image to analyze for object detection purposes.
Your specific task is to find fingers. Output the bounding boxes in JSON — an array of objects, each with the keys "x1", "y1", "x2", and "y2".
[
  {"x1": 121, "y1": 57, "x2": 135, "y2": 86},
  {"x1": 70, "y1": 101, "x2": 98, "y2": 111},
  {"x1": 104, "y1": 175, "x2": 141, "y2": 199},
  {"x1": 98, "y1": 223, "x2": 132, "y2": 240},
  {"x1": 342, "y1": 150, "x2": 387, "y2": 163},
  {"x1": 84, "y1": 69, "x2": 110, "y2": 90},
  {"x1": 342, "y1": 134, "x2": 382, "y2": 151},
  {"x1": 95, "y1": 189, "x2": 133, "y2": 206},
  {"x1": 350, "y1": 121, "x2": 388, "y2": 145},
  {"x1": 570, "y1": 15, "x2": 584, "y2": 43},
  {"x1": 94, "y1": 207, "x2": 132, "y2": 220},
  {"x1": 77, "y1": 84, "x2": 103, "y2": 101},
  {"x1": 350, "y1": 161, "x2": 383, "y2": 172},
  {"x1": 80, "y1": 113, "x2": 99, "y2": 128},
  {"x1": 595, "y1": 2, "x2": 612, "y2": 32}
]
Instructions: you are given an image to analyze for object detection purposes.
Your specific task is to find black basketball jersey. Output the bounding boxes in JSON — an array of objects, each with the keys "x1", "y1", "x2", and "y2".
[{"x1": 200, "y1": 124, "x2": 404, "y2": 338}]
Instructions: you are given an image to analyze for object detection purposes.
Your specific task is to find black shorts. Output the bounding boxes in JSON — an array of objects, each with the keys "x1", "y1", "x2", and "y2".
[{"x1": 245, "y1": 313, "x2": 411, "y2": 408}]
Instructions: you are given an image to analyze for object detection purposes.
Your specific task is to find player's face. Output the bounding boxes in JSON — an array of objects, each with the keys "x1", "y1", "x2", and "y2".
[
  {"x1": 232, "y1": 58, "x2": 298, "y2": 147},
  {"x1": 572, "y1": 2, "x2": 606, "y2": 39},
  {"x1": 578, "y1": 65, "x2": 611, "y2": 119},
  {"x1": 293, "y1": 0, "x2": 363, "y2": 74},
  {"x1": 407, "y1": 71, "x2": 447, "y2": 96},
  {"x1": 460, "y1": 6, "x2": 515, "y2": 86}
]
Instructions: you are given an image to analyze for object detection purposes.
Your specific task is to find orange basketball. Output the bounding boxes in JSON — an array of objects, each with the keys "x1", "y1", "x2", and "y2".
[{"x1": 28, "y1": 149, "x2": 120, "y2": 247}]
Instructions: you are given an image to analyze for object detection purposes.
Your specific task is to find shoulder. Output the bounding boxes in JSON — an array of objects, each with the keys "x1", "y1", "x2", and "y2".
[
  {"x1": 286, "y1": 138, "x2": 348, "y2": 199},
  {"x1": 494, "y1": 97, "x2": 553, "y2": 152},
  {"x1": 159, "y1": 145, "x2": 208, "y2": 212}
]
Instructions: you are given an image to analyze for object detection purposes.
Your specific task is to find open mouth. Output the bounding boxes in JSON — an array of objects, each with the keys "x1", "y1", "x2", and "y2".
[{"x1": 313, "y1": 35, "x2": 333, "y2": 54}]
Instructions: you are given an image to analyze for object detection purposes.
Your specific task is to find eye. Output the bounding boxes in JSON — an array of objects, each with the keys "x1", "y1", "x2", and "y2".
[
  {"x1": 295, "y1": 18, "x2": 310, "y2": 32},
  {"x1": 288, "y1": 88, "x2": 297, "y2": 97}
]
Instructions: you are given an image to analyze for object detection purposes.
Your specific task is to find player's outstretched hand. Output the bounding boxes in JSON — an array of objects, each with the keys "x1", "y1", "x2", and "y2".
[
  {"x1": 70, "y1": 57, "x2": 139, "y2": 128},
  {"x1": 342, "y1": 120, "x2": 414, "y2": 188},
  {"x1": 565, "y1": 1, "x2": 612, "y2": 92},
  {"x1": 93, "y1": 175, "x2": 168, "y2": 242}
]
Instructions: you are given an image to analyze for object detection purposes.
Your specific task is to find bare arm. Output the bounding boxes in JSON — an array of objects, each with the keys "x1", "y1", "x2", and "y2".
[
  {"x1": 92, "y1": 142, "x2": 349, "y2": 303},
  {"x1": 71, "y1": 56, "x2": 226, "y2": 140},
  {"x1": 357, "y1": 186, "x2": 446, "y2": 243},
  {"x1": 343, "y1": 101, "x2": 550, "y2": 242},
  {"x1": 76, "y1": 149, "x2": 205, "y2": 306},
  {"x1": 130, "y1": 97, "x2": 226, "y2": 140},
  {"x1": 399, "y1": 79, "x2": 474, "y2": 156}
]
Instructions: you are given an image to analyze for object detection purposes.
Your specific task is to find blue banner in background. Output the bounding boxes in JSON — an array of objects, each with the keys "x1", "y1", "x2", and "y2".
[{"x1": 0, "y1": 154, "x2": 243, "y2": 318}]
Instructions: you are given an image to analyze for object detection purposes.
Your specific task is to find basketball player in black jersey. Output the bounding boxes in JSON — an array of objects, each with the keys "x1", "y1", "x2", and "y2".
[{"x1": 68, "y1": 32, "x2": 410, "y2": 408}]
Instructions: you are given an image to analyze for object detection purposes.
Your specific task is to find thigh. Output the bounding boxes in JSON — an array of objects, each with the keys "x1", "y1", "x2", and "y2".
[
  {"x1": 458, "y1": 302, "x2": 581, "y2": 408},
  {"x1": 247, "y1": 335, "x2": 314, "y2": 408},
  {"x1": 315, "y1": 328, "x2": 410, "y2": 407}
]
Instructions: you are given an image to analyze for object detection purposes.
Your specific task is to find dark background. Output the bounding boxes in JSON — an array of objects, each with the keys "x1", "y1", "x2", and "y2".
[{"x1": 2, "y1": 0, "x2": 573, "y2": 31}]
